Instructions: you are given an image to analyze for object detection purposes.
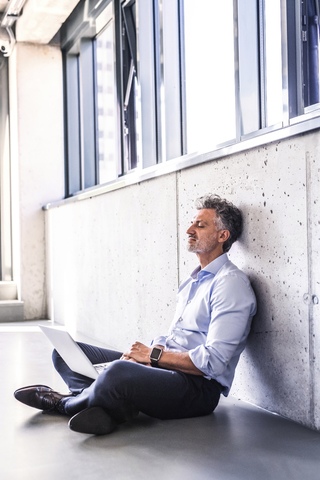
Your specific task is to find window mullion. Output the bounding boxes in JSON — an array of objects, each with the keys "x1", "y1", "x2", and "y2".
[
  {"x1": 0, "y1": 56, "x2": 12, "y2": 281},
  {"x1": 259, "y1": 0, "x2": 267, "y2": 130},
  {"x1": 114, "y1": 0, "x2": 125, "y2": 176},
  {"x1": 64, "y1": 53, "x2": 82, "y2": 195},
  {"x1": 153, "y1": 0, "x2": 164, "y2": 163},
  {"x1": 137, "y1": 0, "x2": 158, "y2": 168},
  {"x1": 178, "y1": 0, "x2": 187, "y2": 155},
  {"x1": 162, "y1": 0, "x2": 182, "y2": 161},
  {"x1": 286, "y1": 0, "x2": 299, "y2": 120},
  {"x1": 234, "y1": 0, "x2": 241, "y2": 143}
]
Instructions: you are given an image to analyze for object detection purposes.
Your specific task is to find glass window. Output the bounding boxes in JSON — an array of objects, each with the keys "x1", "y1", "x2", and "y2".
[
  {"x1": 237, "y1": 0, "x2": 260, "y2": 136},
  {"x1": 95, "y1": 21, "x2": 118, "y2": 184},
  {"x1": 182, "y1": 0, "x2": 236, "y2": 153},
  {"x1": 302, "y1": 0, "x2": 320, "y2": 108},
  {"x1": 121, "y1": 0, "x2": 139, "y2": 172},
  {"x1": 64, "y1": 53, "x2": 81, "y2": 195},
  {"x1": 264, "y1": 0, "x2": 283, "y2": 126},
  {"x1": 0, "y1": 55, "x2": 12, "y2": 280},
  {"x1": 61, "y1": 0, "x2": 320, "y2": 198}
]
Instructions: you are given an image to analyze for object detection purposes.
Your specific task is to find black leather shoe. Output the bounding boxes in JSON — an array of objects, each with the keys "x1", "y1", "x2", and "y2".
[
  {"x1": 68, "y1": 407, "x2": 117, "y2": 435},
  {"x1": 14, "y1": 385, "x2": 71, "y2": 413},
  {"x1": 109, "y1": 403, "x2": 139, "y2": 424}
]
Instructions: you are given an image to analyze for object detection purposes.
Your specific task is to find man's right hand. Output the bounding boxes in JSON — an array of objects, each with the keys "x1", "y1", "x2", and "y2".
[
  {"x1": 120, "y1": 354, "x2": 138, "y2": 362},
  {"x1": 120, "y1": 343, "x2": 163, "y2": 365}
]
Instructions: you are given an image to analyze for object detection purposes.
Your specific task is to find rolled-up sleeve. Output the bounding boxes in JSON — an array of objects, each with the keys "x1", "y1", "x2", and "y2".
[
  {"x1": 150, "y1": 335, "x2": 167, "y2": 347},
  {"x1": 189, "y1": 274, "x2": 256, "y2": 378}
]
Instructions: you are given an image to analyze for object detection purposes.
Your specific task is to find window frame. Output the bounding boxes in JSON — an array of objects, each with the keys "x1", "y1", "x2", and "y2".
[
  {"x1": 0, "y1": 55, "x2": 13, "y2": 281},
  {"x1": 55, "y1": 0, "x2": 320, "y2": 203},
  {"x1": 94, "y1": 16, "x2": 119, "y2": 185},
  {"x1": 62, "y1": 0, "x2": 144, "y2": 197}
]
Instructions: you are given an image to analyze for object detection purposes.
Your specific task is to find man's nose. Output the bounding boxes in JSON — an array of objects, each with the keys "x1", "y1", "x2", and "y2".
[{"x1": 186, "y1": 224, "x2": 195, "y2": 235}]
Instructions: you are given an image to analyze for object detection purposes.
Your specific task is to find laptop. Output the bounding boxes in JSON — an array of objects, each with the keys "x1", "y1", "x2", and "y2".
[{"x1": 39, "y1": 325, "x2": 111, "y2": 380}]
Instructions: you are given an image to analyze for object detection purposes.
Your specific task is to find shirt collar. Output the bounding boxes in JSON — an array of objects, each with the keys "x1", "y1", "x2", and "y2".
[{"x1": 190, "y1": 253, "x2": 228, "y2": 279}]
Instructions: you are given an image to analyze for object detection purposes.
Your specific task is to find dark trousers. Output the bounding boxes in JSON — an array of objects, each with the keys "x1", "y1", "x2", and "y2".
[{"x1": 52, "y1": 342, "x2": 221, "y2": 420}]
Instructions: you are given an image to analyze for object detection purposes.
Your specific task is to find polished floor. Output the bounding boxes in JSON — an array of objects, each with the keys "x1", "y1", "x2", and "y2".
[{"x1": 1, "y1": 321, "x2": 320, "y2": 480}]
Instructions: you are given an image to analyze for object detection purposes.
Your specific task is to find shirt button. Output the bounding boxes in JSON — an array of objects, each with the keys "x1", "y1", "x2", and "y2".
[
  {"x1": 179, "y1": 317, "x2": 183, "y2": 322},
  {"x1": 187, "y1": 300, "x2": 191, "y2": 304},
  {"x1": 173, "y1": 336, "x2": 176, "y2": 340}
]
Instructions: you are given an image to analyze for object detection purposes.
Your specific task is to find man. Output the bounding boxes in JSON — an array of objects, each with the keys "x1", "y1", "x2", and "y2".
[{"x1": 14, "y1": 194, "x2": 256, "y2": 435}]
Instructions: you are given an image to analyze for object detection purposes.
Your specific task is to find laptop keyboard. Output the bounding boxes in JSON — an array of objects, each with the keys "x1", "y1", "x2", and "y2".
[{"x1": 94, "y1": 362, "x2": 111, "y2": 373}]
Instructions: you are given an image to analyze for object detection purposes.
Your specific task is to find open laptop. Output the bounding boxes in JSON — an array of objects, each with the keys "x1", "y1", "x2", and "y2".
[{"x1": 39, "y1": 325, "x2": 111, "y2": 380}]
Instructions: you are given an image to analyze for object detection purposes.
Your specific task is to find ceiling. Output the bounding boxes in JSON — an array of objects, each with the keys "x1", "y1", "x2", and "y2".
[
  {"x1": 0, "y1": 1, "x2": 8, "y2": 13},
  {"x1": 1, "y1": 0, "x2": 80, "y2": 44}
]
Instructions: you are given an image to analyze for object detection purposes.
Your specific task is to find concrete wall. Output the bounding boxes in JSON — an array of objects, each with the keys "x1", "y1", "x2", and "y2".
[
  {"x1": 46, "y1": 174, "x2": 179, "y2": 346},
  {"x1": 9, "y1": 43, "x2": 65, "y2": 318},
  {"x1": 46, "y1": 131, "x2": 320, "y2": 430}
]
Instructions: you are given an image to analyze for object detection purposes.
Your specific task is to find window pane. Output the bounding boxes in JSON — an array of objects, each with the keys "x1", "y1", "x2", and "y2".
[
  {"x1": 122, "y1": 0, "x2": 139, "y2": 172},
  {"x1": 65, "y1": 54, "x2": 81, "y2": 195},
  {"x1": 80, "y1": 39, "x2": 96, "y2": 189},
  {"x1": 302, "y1": 0, "x2": 320, "y2": 107},
  {"x1": 0, "y1": 56, "x2": 12, "y2": 280},
  {"x1": 95, "y1": 22, "x2": 118, "y2": 184},
  {"x1": 238, "y1": 0, "x2": 260, "y2": 135},
  {"x1": 183, "y1": 0, "x2": 236, "y2": 153},
  {"x1": 265, "y1": 0, "x2": 283, "y2": 126}
]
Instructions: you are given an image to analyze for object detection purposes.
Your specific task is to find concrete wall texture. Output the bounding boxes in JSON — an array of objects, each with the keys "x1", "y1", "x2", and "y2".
[{"x1": 45, "y1": 131, "x2": 320, "y2": 430}]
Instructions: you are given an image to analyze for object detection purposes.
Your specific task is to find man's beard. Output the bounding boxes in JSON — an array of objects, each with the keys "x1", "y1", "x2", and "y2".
[
  {"x1": 187, "y1": 234, "x2": 218, "y2": 254},
  {"x1": 187, "y1": 242, "x2": 198, "y2": 252},
  {"x1": 187, "y1": 237, "x2": 204, "y2": 253}
]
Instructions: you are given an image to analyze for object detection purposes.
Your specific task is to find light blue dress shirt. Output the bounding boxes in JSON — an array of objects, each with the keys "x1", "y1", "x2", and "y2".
[{"x1": 152, "y1": 253, "x2": 257, "y2": 396}]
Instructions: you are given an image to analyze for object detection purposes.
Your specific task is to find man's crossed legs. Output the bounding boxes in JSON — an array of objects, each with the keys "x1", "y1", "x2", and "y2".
[{"x1": 14, "y1": 342, "x2": 222, "y2": 435}]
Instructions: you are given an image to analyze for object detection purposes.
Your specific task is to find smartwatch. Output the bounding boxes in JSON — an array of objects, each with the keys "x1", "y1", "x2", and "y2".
[{"x1": 149, "y1": 346, "x2": 163, "y2": 367}]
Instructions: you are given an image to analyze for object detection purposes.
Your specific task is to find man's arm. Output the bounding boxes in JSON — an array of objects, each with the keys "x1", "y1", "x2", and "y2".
[
  {"x1": 123, "y1": 274, "x2": 256, "y2": 379},
  {"x1": 122, "y1": 341, "x2": 204, "y2": 376}
]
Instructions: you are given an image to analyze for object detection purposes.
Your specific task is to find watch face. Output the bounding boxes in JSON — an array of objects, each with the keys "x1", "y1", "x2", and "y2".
[{"x1": 150, "y1": 347, "x2": 162, "y2": 361}]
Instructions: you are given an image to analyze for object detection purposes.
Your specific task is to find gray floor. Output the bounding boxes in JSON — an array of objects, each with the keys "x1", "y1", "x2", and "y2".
[{"x1": 1, "y1": 322, "x2": 320, "y2": 480}]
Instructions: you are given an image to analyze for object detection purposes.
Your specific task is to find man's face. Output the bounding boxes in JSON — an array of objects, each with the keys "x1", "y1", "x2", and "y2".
[{"x1": 186, "y1": 209, "x2": 223, "y2": 255}]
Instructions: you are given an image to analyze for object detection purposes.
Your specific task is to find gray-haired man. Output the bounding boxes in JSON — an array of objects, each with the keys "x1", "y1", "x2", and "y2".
[{"x1": 14, "y1": 194, "x2": 257, "y2": 435}]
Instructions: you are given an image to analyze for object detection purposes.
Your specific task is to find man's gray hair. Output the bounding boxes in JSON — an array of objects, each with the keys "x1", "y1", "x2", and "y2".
[{"x1": 195, "y1": 194, "x2": 243, "y2": 252}]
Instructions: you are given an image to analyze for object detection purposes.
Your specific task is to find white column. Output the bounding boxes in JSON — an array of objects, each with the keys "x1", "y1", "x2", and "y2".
[{"x1": 9, "y1": 43, "x2": 65, "y2": 319}]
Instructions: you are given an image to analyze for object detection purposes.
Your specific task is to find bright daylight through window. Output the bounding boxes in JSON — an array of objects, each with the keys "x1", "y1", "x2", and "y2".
[
  {"x1": 95, "y1": 22, "x2": 118, "y2": 184},
  {"x1": 61, "y1": 0, "x2": 320, "y2": 198},
  {"x1": 264, "y1": 0, "x2": 283, "y2": 127},
  {"x1": 183, "y1": 0, "x2": 236, "y2": 153}
]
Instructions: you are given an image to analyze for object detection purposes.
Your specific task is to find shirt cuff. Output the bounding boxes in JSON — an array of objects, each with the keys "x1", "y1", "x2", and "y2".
[
  {"x1": 150, "y1": 336, "x2": 167, "y2": 348},
  {"x1": 189, "y1": 347, "x2": 211, "y2": 377},
  {"x1": 189, "y1": 344, "x2": 228, "y2": 378}
]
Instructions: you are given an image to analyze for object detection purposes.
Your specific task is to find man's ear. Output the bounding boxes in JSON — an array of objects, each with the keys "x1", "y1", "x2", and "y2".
[{"x1": 218, "y1": 229, "x2": 230, "y2": 243}]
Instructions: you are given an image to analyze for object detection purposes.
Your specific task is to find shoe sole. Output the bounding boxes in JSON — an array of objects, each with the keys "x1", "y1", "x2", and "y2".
[{"x1": 68, "y1": 407, "x2": 117, "y2": 435}]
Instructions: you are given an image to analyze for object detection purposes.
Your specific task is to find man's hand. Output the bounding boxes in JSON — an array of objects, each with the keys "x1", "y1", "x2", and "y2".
[
  {"x1": 121, "y1": 342, "x2": 152, "y2": 365},
  {"x1": 120, "y1": 342, "x2": 203, "y2": 376},
  {"x1": 119, "y1": 354, "x2": 138, "y2": 363}
]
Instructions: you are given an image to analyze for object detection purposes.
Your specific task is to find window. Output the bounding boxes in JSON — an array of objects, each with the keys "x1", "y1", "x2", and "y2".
[
  {"x1": 182, "y1": 0, "x2": 236, "y2": 153},
  {"x1": 121, "y1": 0, "x2": 139, "y2": 173},
  {"x1": 60, "y1": 0, "x2": 320, "y2": 199},
  {"x1": 62, "y1": 0, "x2": 141, "y2": 197},
  {"x1": 287, "y1": 0, "x2": 320, "y2": 118},
  {"x1": 64, "y1": 38, "x2": 97, "y2": 194},
  {"x1": 301, "y1": 0, "x2": 320, "y2": 109},
  {"x1": 0, "y1": 55, "x2": 12, "y2": 280},
  {"x1": 262, "y1": 0, "x2": 283, "y2": 127},
  {"x1": 95, "y1": 20, "x2": 118, "y2": 184}
]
